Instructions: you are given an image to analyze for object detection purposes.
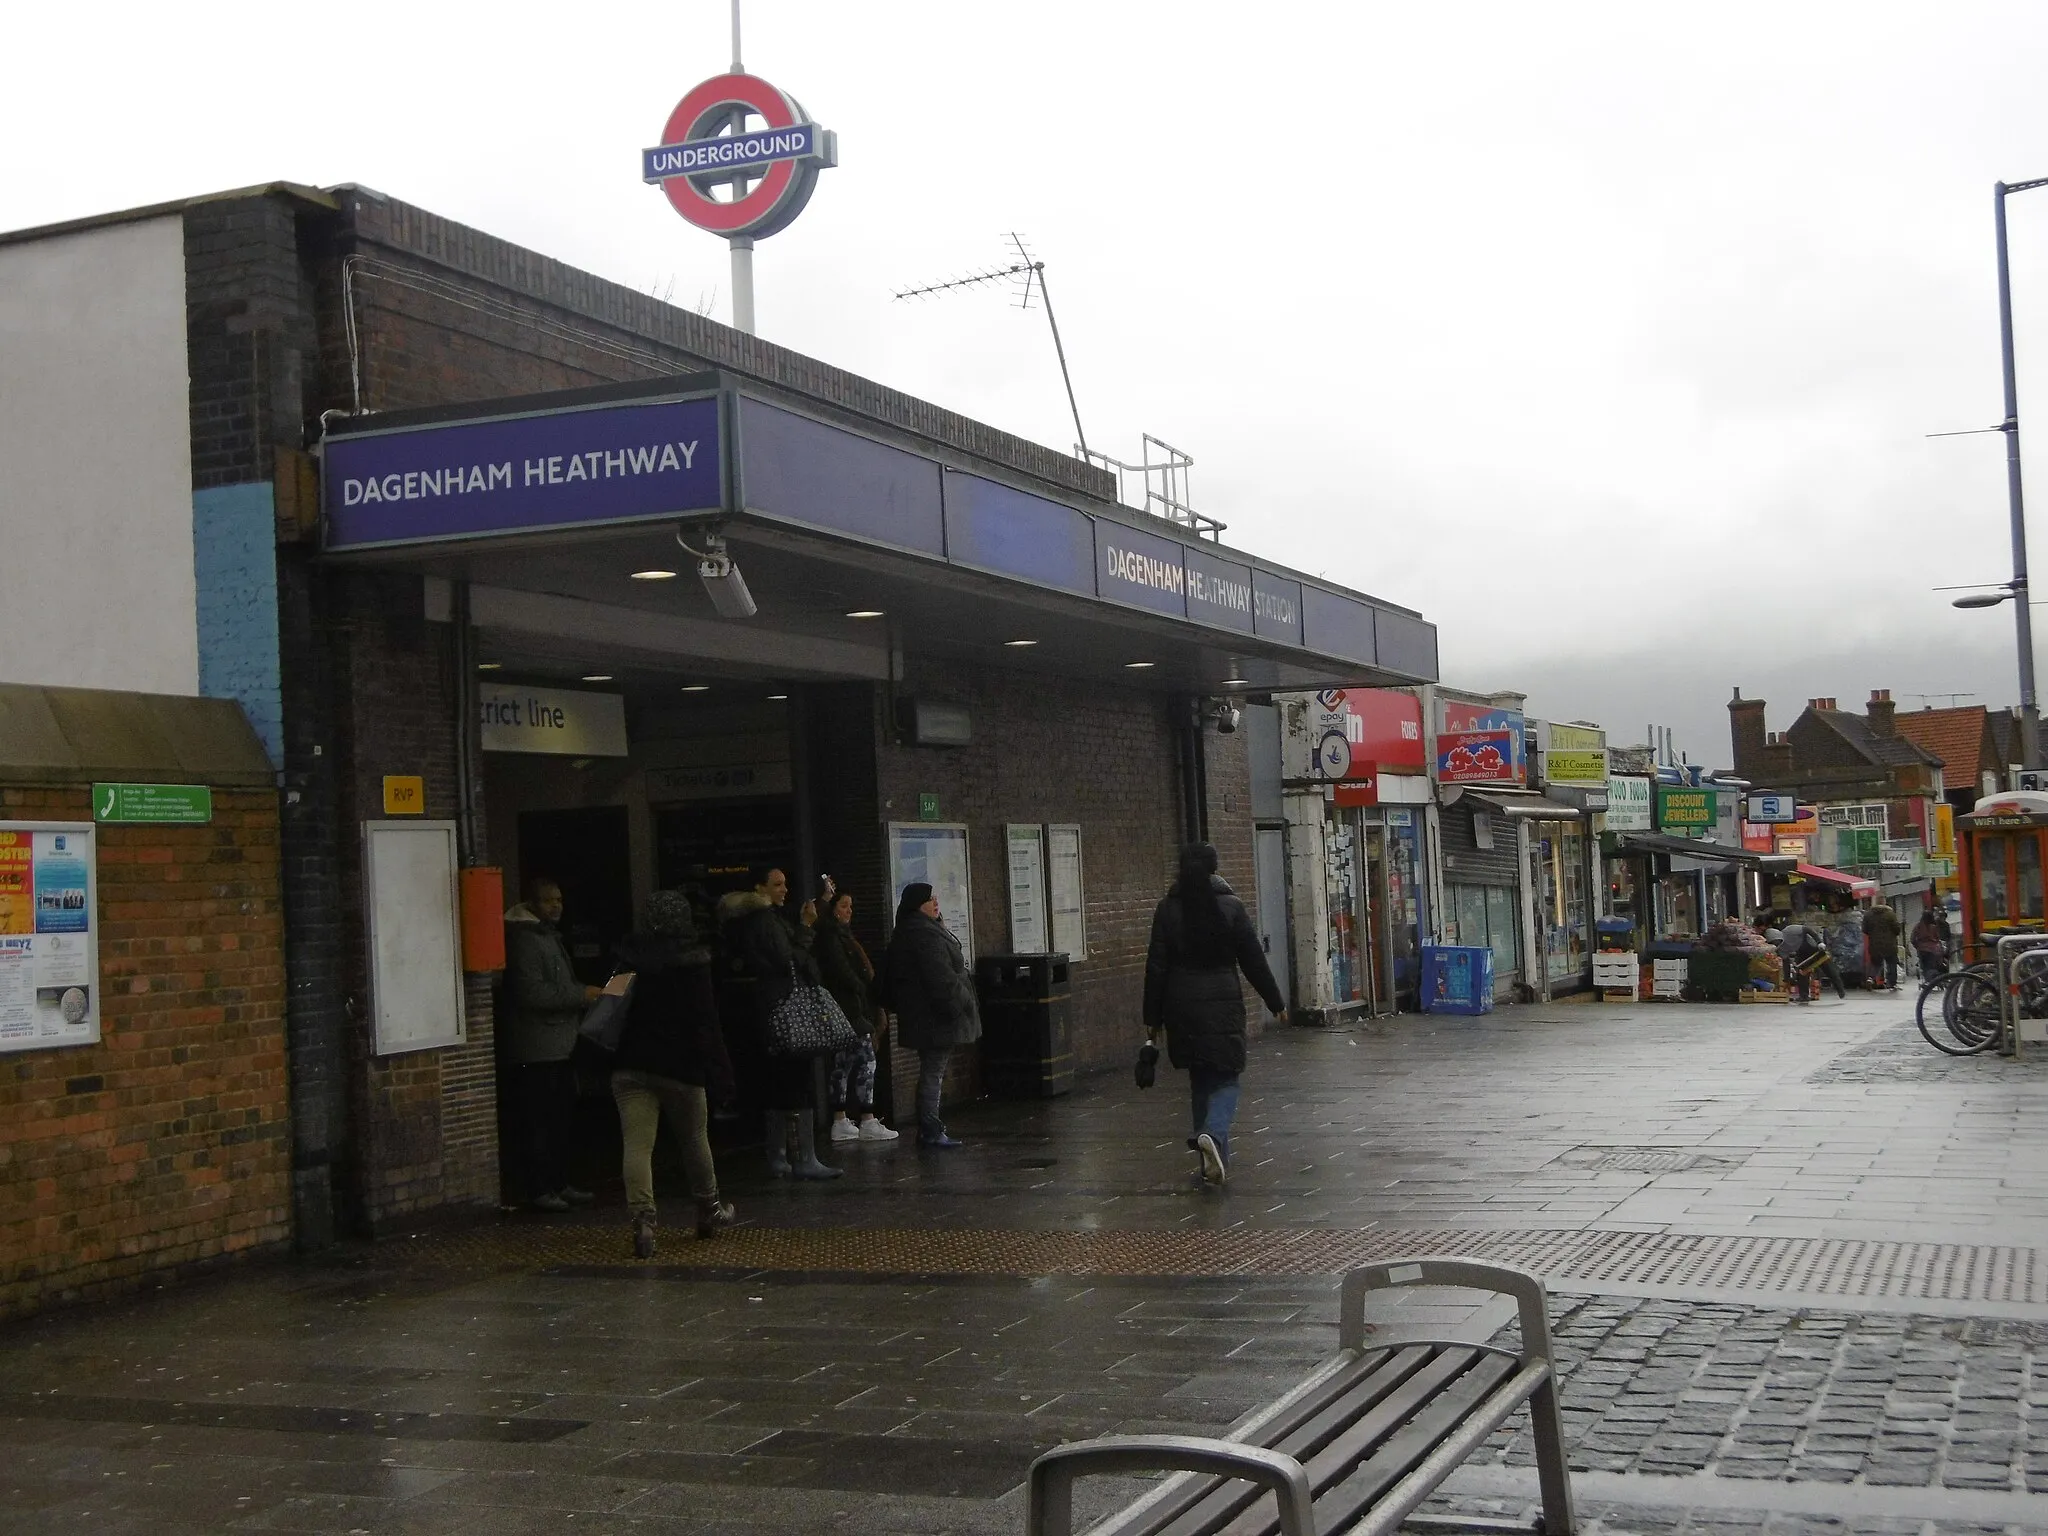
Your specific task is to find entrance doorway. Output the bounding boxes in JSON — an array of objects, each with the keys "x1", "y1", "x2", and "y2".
[
  {"x1": 517, "y1": 806, "x2": 633, "y2": 987},
  {"x1": 1254, "y1": 827, "x2": 1292, "y2": 1007}
]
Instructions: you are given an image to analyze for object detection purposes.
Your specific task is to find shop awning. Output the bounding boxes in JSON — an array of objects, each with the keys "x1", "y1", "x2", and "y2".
[
  {"x1": 1608, "y1": 832, "x2": 1795, "y2": 871},
  {"x1": 1459, "y1": 788, "x2": 1584, "y2": 820},
  {"x1": 1795, "y1": 862, "x2": 1878, "y2": 898}
]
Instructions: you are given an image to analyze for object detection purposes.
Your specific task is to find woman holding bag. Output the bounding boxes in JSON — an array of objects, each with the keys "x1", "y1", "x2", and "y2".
[
  {"x1": 884, "y1": 882, "x2": 980, "y2": 1150},
  {"x1": 716, "y1": 865, "x2": 844, "y2": 1180}
]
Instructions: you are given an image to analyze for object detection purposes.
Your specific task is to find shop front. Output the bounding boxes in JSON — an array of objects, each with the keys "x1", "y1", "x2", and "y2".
[{"x1": 1531, "y1": 722, "x2": 1609, "y2": 996}]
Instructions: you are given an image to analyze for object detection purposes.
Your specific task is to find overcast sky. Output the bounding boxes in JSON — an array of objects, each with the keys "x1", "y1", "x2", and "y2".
[{"x1": 8, "y1": 2, "x2": 2048, "y2": 763}]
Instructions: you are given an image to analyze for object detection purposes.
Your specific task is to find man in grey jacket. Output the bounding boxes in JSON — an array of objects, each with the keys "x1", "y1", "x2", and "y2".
[{"x1": 505, "y1": 878, "x2": 600, "y2": 1211}]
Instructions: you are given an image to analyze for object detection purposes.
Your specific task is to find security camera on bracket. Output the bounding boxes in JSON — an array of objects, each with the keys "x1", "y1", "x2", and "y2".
[
  {"x1": 1208, "y1": 699, "x2": 1241, "y2": 734},
  {"x1": 674, "y1": 524, "x2": 756, "y2": 619}
]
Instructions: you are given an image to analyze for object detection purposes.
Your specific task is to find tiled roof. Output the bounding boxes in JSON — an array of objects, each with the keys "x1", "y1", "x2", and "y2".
[
  {"x1": 1896, "y1": 707, "x2": 1986, "y2": 784},
  {"x1": 1990, "y1": 709, "x2": 2019, "y2": 767},
  {"x1": 1814, "y1": 710, "x2": 1943, "y2": 769}
]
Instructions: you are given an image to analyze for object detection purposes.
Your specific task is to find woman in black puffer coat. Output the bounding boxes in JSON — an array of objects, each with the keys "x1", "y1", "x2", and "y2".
[
  {"x1": 1143, "y1": 842, "x2": 1286, "y2": 1186},
  {"x1": 884, "y1": 882, "x2": 980, "y2": 1149}
]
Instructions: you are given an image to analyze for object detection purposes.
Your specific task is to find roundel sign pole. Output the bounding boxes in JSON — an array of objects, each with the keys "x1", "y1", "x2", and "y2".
[{"x1": 639, "y1": 6, "x2": 836, "y2": 335}]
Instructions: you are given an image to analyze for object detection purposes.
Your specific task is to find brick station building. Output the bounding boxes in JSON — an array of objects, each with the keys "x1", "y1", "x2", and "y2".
[{"x1": 0, "y1": 182, "x2": 1438, "y2": 1300}]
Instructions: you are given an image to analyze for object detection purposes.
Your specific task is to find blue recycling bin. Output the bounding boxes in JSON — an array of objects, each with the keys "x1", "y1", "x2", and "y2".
[{"x1": 1421, "y1": 945, "x2": 1494, "y2": 1016}]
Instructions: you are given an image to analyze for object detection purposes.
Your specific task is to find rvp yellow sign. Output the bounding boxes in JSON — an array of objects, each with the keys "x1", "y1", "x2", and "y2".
[{"x1": 383, "y1": 776, "x2": 425, "y2": 815}]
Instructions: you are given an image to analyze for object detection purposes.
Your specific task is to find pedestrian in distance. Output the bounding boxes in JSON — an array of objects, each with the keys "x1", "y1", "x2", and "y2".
[
  {"x1": 884, "y1": 881, "x2": 979, "y2": 1149},
  {"x1": 1142, "y1": 842, "x2": 1287, "y2": 1187},
  {"x1": 814, "y1": 890, "x2": 897, "y2": 1144},
  {"x1": 717, "y1": 865, "x2": 843, "y2": 1181},
  {"x1": 609, "y1": 890, "x2": 736, "y2": 1258},
  {"x1": 1912, "y1": 906, "x2": 1950, "y2": 983},
  {"x1": 1828, "y1": 900, "x2": 1867, "y2": 993},
  {"x1": 1776, "y1": 920, "x2": 1841, "y2": 1004},
  {"x1": 503, "y1": 877, "x2": 602, "y2": 1212},
  {"x1": 1863, "y1": 899, "x2": 1903, "y2": 991}
]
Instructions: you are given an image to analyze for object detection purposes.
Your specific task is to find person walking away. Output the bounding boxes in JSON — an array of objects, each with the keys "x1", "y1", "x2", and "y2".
[
  {"x1": 1864, "y1": 900, "x2": 1903, "y2": 991},
  {"x1": 884, "y1": 882, "x2": 980, "y2": 1149},
  {"x1": 609, "y1": 890, "x2": 737, "y2": 1258},
  {"x1": 1912, "y1": 907, "x2": 1950, "y2": 982},
  {"x1": 717, "y1": 866, "x2": 842, "y2": 1180},
  {"x1": 1143, "y1": 842, "x2": 1287, "y2": 1187},
  {"x1": 504, "y1": 877, "x2": 602, "y2": 1211},
  {"x1": 814, "y1": 891, "x2": 896, "y2": 1143}
]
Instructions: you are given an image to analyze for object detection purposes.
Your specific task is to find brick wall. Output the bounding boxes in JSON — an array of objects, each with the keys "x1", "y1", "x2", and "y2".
[
  {"x1": 0, "y1": 785, "x2": 290, "y2": 1322},
  {"x1": 328, "y1": 571, "x2": 497, "y2": 1232}
]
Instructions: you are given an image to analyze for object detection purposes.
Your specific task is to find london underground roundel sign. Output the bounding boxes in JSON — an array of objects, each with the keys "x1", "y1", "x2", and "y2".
[{"x1": 641, "y1": 73, "x2": 837, "y2": 239}]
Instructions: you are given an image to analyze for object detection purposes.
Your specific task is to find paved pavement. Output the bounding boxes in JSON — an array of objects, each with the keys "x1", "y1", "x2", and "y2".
[{"x1": 8, "y1": 990, "x2": 2048, "y2": 1533}]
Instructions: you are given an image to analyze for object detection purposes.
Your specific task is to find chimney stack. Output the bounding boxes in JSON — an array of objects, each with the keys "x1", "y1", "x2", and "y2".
[
  {"x1": 1867, "y1": 688, "x2": 1896, "y2": 738},
  {"x1": 1728, "y1": 687, "x2": 1767, "y2": 777},
  {"x1": 1761, "y1": 731, "x2": 1795, "y2": 782}
]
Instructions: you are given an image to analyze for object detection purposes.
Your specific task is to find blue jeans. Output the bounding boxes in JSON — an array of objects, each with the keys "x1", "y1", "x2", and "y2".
[
  {"x1": 1189, "y1": 1066, "x2": 1241, "y2": 1165},
  {"x1": 917, "y1": 1046, "x2": 951, "y2": 1136}
]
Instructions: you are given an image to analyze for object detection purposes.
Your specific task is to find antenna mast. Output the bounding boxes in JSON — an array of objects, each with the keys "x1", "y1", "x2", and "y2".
[{"x1": 895, "y1": 234, "x2": 1088, "y2": 453}]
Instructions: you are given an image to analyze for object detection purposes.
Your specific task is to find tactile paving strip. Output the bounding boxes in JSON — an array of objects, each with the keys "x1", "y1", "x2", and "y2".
[{"x1": 383, "y1": 1221, "x2": 2048, "y2": 1304}]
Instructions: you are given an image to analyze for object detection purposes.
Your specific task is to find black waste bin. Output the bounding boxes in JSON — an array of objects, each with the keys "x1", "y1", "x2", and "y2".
[{"x1": 976, "y1": 953, "x2": 1074, "y2": 1099}]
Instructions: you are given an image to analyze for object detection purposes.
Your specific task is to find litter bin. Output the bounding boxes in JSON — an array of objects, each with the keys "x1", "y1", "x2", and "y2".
[
  {"x1": 976, "y1": 953, "x2": 1075, "y2": 1099},
  {"x1": 1420, "y1": 945, "x2": 1494, "y2": 1016}
]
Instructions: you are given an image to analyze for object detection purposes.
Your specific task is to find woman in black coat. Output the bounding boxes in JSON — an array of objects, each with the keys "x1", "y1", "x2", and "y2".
[
  {"x1": 716, "y1": 865, "x2": 842, "y2": 1180},
  {"x1": 815, "y1": 891, "x2": 897, "y2": 1143},
  {"x1": 883, "y1": 882, "x2": 980, "y2": 1149},
  {"x1": 1143, "y1": 842, "x2": 1286, "y2": 1186},
  {"x1": 609, "y1": 890, "x2": 735, "y2": 1257}
]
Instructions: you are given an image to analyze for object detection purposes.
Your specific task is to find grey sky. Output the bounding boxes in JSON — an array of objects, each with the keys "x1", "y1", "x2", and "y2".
[{"x1": 8, "y1": 2, "x2": 2048, "y2": 763}]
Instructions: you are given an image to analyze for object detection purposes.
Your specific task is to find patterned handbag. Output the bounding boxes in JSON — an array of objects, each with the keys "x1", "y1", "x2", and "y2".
[{"x1": 766, "y1": 972, "x2": 861, "y2": 1058}]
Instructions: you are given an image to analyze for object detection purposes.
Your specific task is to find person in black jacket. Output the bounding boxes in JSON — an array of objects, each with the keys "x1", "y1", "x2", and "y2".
[
  {"x1": 1144, "y1": 843, "x2": 1286, "y2": 1186},
  {"x1": 816, "y1": 891, "x2": 897, "y2": 1143},
  {"x1": 609, "y1": 890, "x2": 736, "y2": 1258},
  {"x1": 717, "y1": 865, "x2": 842, "y2": 1180},
  {"x1": 884, "y1": 882, "x2": 980, "y2": 1149}
]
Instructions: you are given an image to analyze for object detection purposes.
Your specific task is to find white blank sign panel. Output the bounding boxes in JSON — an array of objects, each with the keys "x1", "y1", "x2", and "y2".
[{"x1": 363, "y1": 820, "x2": 465, "y2": 1055}]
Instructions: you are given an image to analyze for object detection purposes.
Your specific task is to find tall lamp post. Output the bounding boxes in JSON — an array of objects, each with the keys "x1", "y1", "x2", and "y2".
[{"x1": 1958, "y1": 178, "x2": 2048, "y2": 773}]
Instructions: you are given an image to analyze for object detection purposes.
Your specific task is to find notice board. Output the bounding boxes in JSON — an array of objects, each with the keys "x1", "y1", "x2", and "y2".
[
  {"x1": 363, "y1": 820, "x2": 465, "y2": 1054},
  {"x1": 1047, "y1": 823, "x2": 1086, "y2": 961},
  {"x1": 1005, "y1": 824, "x2": 1048, "y2": 953},
  {"x1": 0, "y1": 822, "x2": 99, "y2": 1053},
  {"x1": 887, "y1": 822, "x2": 974, "y2": 964}
]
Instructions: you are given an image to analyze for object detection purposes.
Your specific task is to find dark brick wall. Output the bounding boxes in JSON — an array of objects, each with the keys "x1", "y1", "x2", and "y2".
[{"x1": 0, "y1": 786, "x2": 290, "y2": 1322}]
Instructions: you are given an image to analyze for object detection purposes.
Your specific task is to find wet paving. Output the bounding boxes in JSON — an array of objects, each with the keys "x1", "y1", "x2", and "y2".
[{"x1": 8, "y1": 991, "x2": 2048, "y2": 1532}]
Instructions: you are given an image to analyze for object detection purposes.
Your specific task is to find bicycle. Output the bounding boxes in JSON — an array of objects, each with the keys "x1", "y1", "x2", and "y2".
[{"x1": 1915, "y1": 965, "x2": 2000, "y2": 1055}]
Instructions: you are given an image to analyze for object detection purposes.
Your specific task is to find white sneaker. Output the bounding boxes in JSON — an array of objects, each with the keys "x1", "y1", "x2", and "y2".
[
  {"x1": 857, "y1": 1117, "x2": 900, "y2": 1142},
  {"x1": 829, "y1": 1117, "x2": 861, "y2": 1142},
  {"x1": 1196, "y1": 1133, "x2": 1227, "y2": 1186}
]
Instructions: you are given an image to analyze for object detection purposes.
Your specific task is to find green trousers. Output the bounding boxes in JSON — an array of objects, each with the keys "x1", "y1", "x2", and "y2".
[{"x1": 610, "y1": 1070, "x2": 719, "y2": 1217}]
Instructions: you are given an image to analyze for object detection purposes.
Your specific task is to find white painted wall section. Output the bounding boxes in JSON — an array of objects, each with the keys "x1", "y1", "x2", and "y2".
[{"x1": 0, "y1": 216, "x2": 197, "y2": 694}]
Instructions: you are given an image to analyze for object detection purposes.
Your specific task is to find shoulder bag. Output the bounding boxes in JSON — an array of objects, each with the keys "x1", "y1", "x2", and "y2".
[
  {"x1": 578, "y1": 971, "x2": 636, "y2": 1053},
  {"x1": 766, "y1": 967, "x2": 861, "y2": 1058}
]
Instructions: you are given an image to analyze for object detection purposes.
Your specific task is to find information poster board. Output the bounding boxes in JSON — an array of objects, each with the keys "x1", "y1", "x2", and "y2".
[
  {"x1": 1047, "y1": 823, "x2": 1086, "y2": 961},
  {"x1": 0, "y1": 822, "x2": 99, "y2": 1054},
  {"x1": 363, "y1": 820, "x2": 466, "y2": 1055},
  {"x1": 888, "y1": 823, "x2": 975, "y2": 963},
  {"x1": 1006, "y1": 824, "x2": 1048, "y2": 953}
]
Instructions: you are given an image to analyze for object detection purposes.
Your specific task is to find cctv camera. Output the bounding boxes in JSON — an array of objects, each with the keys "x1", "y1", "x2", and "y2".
[
  {"x1": 697, "y1": 550, "x2": 757, "y2": 619},
  {"x1": 1209, "y1": 700, "x2": 1241, "y2": 734}
]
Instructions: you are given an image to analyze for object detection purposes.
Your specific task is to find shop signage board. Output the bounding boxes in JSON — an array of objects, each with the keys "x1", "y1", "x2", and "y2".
[
  {"x1": 1333, "y1": 770, "x2": 1379, "y2": 807},
  {"x1": 1881, "y1": 838, "x2": 1918, "y2": 869},
  {"x1": 1655, "y1": 786, "x2": 1718, "y2": 830},
  {"x1": 643, "y1": 72, "x2": 837, "y2": 239},
  {"x1": 1776, "y1": 835, "x2": 1810, "y2": 858},
  {"x1": 1537, "y1": 722, "x2": 1607, "y2": 788},
  {"x1": 1741, "y1": 821, "x2": 1776, "y2": 853},
  {"x1": 0, "y1": 823, "x2": 99, "y2": 1055},
  {"x1": 91, "y1": 784, "x2": 211, "y2": 824},
  {"x1": 1005, "y1": 825, "x2": 1049, "y2": 953},
  {"x1": 1747, "y1": 793, "x2": 1799, "y2": 824},
  {"x1": 1285, "y1": 689, "x2": 1422, "y2": 783},
  {"x1": 479, "y1": 685, "x2": 628, "y2": 757},
  {"x1": 888, "y1": 823, "x2": 974, "y2": 964},
  {"x1": 1442, "y1": 701, "x2": 1527, "y2": 782},
  {"x1": 1046, "y1": 824, "x2": 1086, "y2": 961},
  {"x1": 1605, "y1": 775, "x2": 1653, "y2": 831},
  {"x1": 1437, "y1": 729, "x2": 1517, "y2": 783}
]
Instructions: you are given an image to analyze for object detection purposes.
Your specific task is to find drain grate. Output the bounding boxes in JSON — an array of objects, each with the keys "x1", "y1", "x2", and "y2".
[
  {"x1": 388, "y1": 1222, "x2": 2048, "y2": 1305},
  {"x1": 1549, "y1": 1146, "x2": 1747, "y2": 1174}
]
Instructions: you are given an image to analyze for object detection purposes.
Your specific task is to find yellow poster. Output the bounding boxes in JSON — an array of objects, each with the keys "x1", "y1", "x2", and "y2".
[{"x1": 0, "y1": 832, "x2": 29, "y2": 936}]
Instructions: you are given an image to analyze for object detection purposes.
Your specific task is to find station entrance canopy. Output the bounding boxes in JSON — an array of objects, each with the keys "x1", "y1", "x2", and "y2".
[{"x1": 320, "y1": 374, "x2": 1438, "y2": 693}]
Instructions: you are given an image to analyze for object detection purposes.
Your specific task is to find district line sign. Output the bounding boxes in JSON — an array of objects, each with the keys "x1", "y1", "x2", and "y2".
[{"x1": 643, "y1": 71, "x2": 836, "y2": 239}]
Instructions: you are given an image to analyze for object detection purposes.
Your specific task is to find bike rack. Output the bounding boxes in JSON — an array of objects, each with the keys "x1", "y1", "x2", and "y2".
[{"x1": 1993, "y1": 934, "x2": 2048, "y2": 1058}]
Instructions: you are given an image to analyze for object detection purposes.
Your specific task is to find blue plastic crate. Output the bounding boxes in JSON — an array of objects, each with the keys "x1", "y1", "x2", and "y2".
[{"x1": 1421, "y1": 945, "x2": 1494, "y2": 1015}]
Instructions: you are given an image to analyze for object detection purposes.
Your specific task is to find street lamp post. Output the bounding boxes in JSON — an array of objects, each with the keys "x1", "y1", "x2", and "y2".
[{"x1": 1994, "y1": 178, "x2": 2048, "y2": 772}]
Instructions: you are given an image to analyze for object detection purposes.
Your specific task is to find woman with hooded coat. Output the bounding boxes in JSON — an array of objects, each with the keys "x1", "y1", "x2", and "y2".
[
  {"x1": 1143, "y1": 843, "x2": 1286, "y2": 1186},
  {"x1": 883, "y1": 882, "x2": 979, "y2": 1149},
  {"x1": 609, "y1": 890, "x2": 736, "y2": 1258},
  {"x1": 716, "y1": 865, "x2": 843, "y2": 1180}
]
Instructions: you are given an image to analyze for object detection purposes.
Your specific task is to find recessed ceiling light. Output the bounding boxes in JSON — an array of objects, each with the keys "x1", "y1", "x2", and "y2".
[
  {"x1": 1004, "y1": 639, "x2": 1039, "y2": 648},
  {"x1": 630, "y1": 568, "x2": 677, "y2": 581},
  {"x1": 766, "y1": 693, "x2": 789, "y2": 701},
  {"x1": 680, "y1": 684, "x2": 711, "y2": 693},
  {"x1": 477, "y1": 661, "x2": 503, "y2": 671},
  {"x1": 845, "y1": 609, "x2": 885, "y2": 620},
  {"x1": 1221, "y1": 677, "x2": 1249, "y2": 687},
  {"x1": 581, "y1": 674, "x2": 613, "y2": 683},
  {"x1": 1124, "y1": 661, "x2": 1156, "y2": 669}
]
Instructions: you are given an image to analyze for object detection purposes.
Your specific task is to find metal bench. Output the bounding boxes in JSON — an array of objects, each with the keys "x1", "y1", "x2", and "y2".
[{"x1": 1026, "y1": 1258, "x2": 1576, "y2": 1536}]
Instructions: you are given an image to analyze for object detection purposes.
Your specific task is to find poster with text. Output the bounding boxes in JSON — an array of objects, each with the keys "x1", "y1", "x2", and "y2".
[
  {"x1": 1005, "y1": 825, "x2": 1049, "y2": 954},
  {"x1": 1047, "y1": 824, "x2": 1087, "y2": 961},
  {"x1": 888, "y1": 823, "x2": 975, "y2": 964},
  {"x1": 0, "y1": 824, "x2": 99, "y2": 1054}
]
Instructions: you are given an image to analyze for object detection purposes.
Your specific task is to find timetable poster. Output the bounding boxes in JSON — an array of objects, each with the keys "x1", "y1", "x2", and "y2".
[{"x1": 0, "y1": 824, "x2": 99, "y2": 1053}]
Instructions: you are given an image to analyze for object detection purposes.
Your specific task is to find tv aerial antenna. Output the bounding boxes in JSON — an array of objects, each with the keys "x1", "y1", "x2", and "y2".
[{"x1": 894, "y1": 233, "x2": 1088, "y2": 453}]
